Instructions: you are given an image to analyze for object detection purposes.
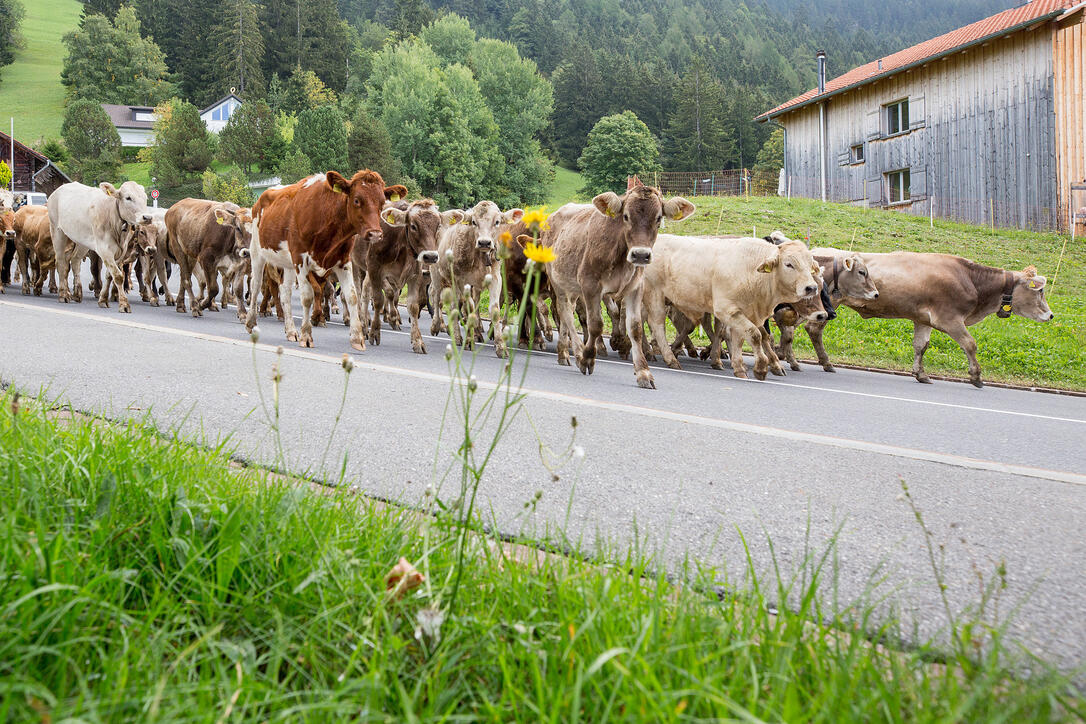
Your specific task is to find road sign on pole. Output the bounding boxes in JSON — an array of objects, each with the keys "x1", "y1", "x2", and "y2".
[{"x1": 151, "y1": 188, "x2": 159, "y2": 207}]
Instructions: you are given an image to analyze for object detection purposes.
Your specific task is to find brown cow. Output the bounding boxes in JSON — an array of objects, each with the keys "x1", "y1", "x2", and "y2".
[
  {"x1": 541, "y1": 184, "x2": 695, "y2": 388},
  {"x1": 501, "y1": 219, "x2": 554, "y2": 350},
  {"x1": 245, "y1": 171, "x2": 407, "y2": 349},
  {"x1": 12, "y1": 206, "x2": 60, "y2": 296},
  {"x1": 812, "y1": 249, "x2": 1053, "y2": 387},
  {"x1": 164, "y1": 199, "x2": 254, "y2": 318},
  {"x1": 0, "y1": 207, "x2": 15, "y2": 292},
  {"x1": 365, "y1": 199, "x2": 460, "y2": 353}
]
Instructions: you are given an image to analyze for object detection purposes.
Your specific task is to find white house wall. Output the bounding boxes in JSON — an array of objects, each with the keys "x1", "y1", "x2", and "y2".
[
  {"x1": 117, "y1": 128, "x2": 154, "y2": 147},
  {"x1": 780, "y1": 27, "x2": 1060, "y2": 230}
]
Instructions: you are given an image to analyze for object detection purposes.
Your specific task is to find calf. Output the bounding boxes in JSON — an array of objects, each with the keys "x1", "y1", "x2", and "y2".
[
  {"x1": 542, "y1": 183, "x2": 695, "y2": 388},
  {"x1": 642, "y1": 234, "x2": 819, "y2": 380},
  {"x1": 12, "y1": 205, "x2": 60, "y2": 296},
  {"x1": 366, "y1": 199, "x2": 459, "y2": 353},
  {"x1": 245, "y1": 171, "x2": 407, "y2": 349},
  {"x1": 813, "y1": 249, "x2": 1052, "y2": 387},
  {"x1": 429, "y1": 200, "x2": 523, "y2": 357},
  {"x1": 164, "y1": 199, "x2": 253, "y2": 317}
]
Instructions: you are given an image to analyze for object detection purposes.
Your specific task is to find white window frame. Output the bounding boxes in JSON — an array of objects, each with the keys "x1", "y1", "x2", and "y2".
[
  {"x1": 885, "y1": 168, "x2": 911, "y2": 205},
  {"x1": 850, "y1": 143, "x2": 865, "y2": 164},
  {"x1": 884, "y1": 99, "x2": 909, "y2": 137}
]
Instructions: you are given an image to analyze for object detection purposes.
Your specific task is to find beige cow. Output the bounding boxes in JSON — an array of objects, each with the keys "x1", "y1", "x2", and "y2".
[{"x1": 641, "y1": 234, "x2": 820, "y2": 380}]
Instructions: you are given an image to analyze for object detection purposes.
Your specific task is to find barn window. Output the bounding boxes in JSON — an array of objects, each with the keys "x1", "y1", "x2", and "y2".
[
  {"x1": 850, "y1": 143, "x2": 865, "y2": 164},
  {"x1": 885, "y1": 168, "x2": 911, "y2": 204},
  {"x1": 885, "y1": 99, "x2": 909, "y2": 136}
]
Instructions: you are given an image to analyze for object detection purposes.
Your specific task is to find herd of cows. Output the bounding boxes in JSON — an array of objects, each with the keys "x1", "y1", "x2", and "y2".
[{"x1": 0, "y1": 171, "x2": 1055, "y2": 389}]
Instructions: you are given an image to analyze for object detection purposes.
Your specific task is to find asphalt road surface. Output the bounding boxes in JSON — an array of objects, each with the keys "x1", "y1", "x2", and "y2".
[{"x1": 2, "y1": 273, "x2": 1085, "y2": 673}]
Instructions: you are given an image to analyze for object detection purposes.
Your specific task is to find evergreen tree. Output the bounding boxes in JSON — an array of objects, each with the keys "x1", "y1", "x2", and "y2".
[
  {"x1": 664, "y1": 59, "x2": 734, "y2": 172},
  {"x1": 281, "y1": 67, "x2": 337, "y2": 115},
  {"x1": 78, "y1": 0, "x2": 121, "y2": 20},
  {"x1": 578, "y1": 111, "x2": 660, "y2": 196},
  {"x1": 61, "y1": 6, "x2": 174, "y2": 105},
  {"x1": 276, "y1": 148, "x2": 312, "y2": 184},
  {"x1": 347, "y1": 106, "x2": 400, "y2": 179},
  {"x1": 209, "y1": 0, "x2": 265, "y2": 98},
  {"x1": 61, "y1": 99, "x2": 123, "y2": 184},
  {"x1": 294, "y1": 105, "x2": 348, "y2": 174},
  {"x1": 219, "y1": 99, "x2": 284, "y2": 174},
  {"x1": 149, "y1": 99, "x2": 215, "y2": 188},
  {"x1": 549, "y1": 43, "x2": 606, "y2": 166},
  {"x1": 0, "y1": 0, "x2": 25, "y2": 74}
]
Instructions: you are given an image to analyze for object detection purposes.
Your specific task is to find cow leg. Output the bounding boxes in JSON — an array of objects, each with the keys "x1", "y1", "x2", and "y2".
[
  {"x1": 940, "y1": 320, "x2": 984, "y2": 388},
  {"x1": 707, "y1": 317, "x2": 726, "y2": 371},
  {"x1": 776, "y1": 319, "x2": 801, "y2": 371},
  {"x1": 278, "y1": 266, "x2": 300, "y2": 343},
  {"x1": 367, "y1": 269, "x2": 385, "y2": 345},
  {"x1": 244, "y1": 235, "x2": 267, "y2": 333},
  {"x1": 624, "y1": 286, "x2": 655, "y2": 389},
  {"x1": 334, "y1": 262, "x2": 366, "y2": 352},
  {"x1": 644, "y1": 288, "x2": 680, "y2": 371},
  {"x1": 575, "y1": 290, "x2": 604, "y2": 375},
  {"x1": 429, "y1": 277, "x2": 445, "y2": 337},
  {"x1": 606, "y1": 296, "x2": 628, "y2": 358},
  {"x1": 232, "y1": 263, "x2": 248, "y2": 321},
  {"x1": 98, "y1": 248, "x2": 131, "y2": 313},
  {"x1": 760, "y1": 327, "x2": 786, "y2": 376},
  {"x1": 804, "y1": 319, "x2": 834, "y2": 372},
  {"x1": 198, "y1": 252, "x2": 220, "y2": 312},
  {"x1": 488, "y1": 267, "x2": 507, "y2": 358},
  {"x1": 406, "y1": 274, "x2": 426, "y2": 354},
  {"x1": 554, "y1": 294, "x2": 580, "y2": 367},
  {"x1": 16, "y1": 242, "x2": 31, "y2": 296},
  {"x1": 175, "y1": 256, "x2": 199, "y2": 317},
  {"x1": 911, "y1": 323, "x2": 933, "y2": 384},
  {"x1": 718, "y1": 310, "x2": 767, "y2": 379},
  {"x1": 52, "y1": 228, "x2": 74, "y2": 303}
]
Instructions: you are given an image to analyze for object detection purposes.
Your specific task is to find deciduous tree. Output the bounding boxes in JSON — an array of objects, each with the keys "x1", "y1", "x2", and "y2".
[
  {"x1": 578, "y1": 111, "x2": 660, "y2": 196},
  {"x1": 61, "y1": 99, "x2": 123, "y2": 184}
]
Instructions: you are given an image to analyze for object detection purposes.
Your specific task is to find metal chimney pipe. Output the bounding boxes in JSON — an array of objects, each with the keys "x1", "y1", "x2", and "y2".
[{"x1": 817, "y1": 49, "x2": 826, "y2": 94}]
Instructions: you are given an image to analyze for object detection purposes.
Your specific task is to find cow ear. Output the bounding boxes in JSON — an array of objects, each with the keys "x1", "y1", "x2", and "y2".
[
  {"x1": 504, "y1": 208, "x2": 524, "y2": 224},
  {"x1": 384, "y1": 185, "x2": 408, "y2": 202},
  {"x1": 515, "y1": 234, "x2": 533, "y2": 250},
  {"x1": 441, "y1": 209, "x2": 464, "y2": 226},
  {"x1": 100, "y1": 182, "x2": 118, "y2": 197},
  {"x1": 592, "y1": 192, "x2": 622, "y2": 219},
  {"x1": 843, "y1": 256, "x2": 855, "y2": 271},
  {"x1": 383, "y1": 207, "x2": 407, "y2": 226},
  {"x1": 214, "y1": 208, "x2": 236, "y2": 226},
  {"x1": 662, "y1": 196, "x2": 696, "y2": 222},
  {"x1": 757, "y1": 250, "x2": 780, "y2": 273},
  {"x1": 325, "y1": 171, "x2": 350, "y2": 195},
  {"x1": 1025, "y1": 274, "x2": 1047, "y2": 291}
]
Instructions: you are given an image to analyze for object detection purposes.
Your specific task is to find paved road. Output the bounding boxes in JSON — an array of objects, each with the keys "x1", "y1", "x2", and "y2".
[{"x1": 2, "y1": 277, "x2": 1085, "y2": 672}]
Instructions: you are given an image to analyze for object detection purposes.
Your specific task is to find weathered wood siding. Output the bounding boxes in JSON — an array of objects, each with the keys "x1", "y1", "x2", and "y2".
[
  {"x1": 1054, "y1": 16, "x2": 1085, "y2": 230},
  {"x1": 780, "y1": 26, "x2": 1061, "y2": 230}
]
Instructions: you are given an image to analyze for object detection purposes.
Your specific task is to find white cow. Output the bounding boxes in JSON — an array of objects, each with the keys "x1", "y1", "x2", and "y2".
[
  {"x1": 48, "y1": 181, "x2": 152, "y2": 312},
  {"x1": 642, "y1": 234, "x2": 820, "y2": 380}
]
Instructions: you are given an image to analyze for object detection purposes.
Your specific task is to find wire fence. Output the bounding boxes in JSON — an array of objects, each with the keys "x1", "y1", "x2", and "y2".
[{"x1": 632, "y1": 169, "x2": 781, "y2": 198}]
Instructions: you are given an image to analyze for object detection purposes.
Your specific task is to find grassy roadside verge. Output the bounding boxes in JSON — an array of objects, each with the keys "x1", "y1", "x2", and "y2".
[
  {"x1": 1, "y1": 391, "x2": 1083, "y2": 721},
  {"x1": 672, "y1": 196, "x2": 1086, "y2": 390}
]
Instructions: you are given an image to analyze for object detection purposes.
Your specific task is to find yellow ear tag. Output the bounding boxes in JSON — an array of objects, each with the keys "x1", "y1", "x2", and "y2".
[
  {"x1": 390, "y1": 193, "x2": 401, "y2": 202},
  {"x1": 1027, "y1": 280, "x2": 1038, "y2": 289},
  {"x1": 1002, "y1": 304, "x2": 1012, "y2": 312},
  {"x1": 386, "y1": 213, "x2": 395, "y2": 224},
  {"x1": 333, "y1": 185, "x2": 344, "y2": 194},
  {"x1": 215, "y1": 216, "x2": 223, "y2": 225},
  {"x1": 672, "y1": 212, "x2": 683, "y2": 221},
  {"x1": 605, "y1": 208, "x2": 615, "y2": 218}
]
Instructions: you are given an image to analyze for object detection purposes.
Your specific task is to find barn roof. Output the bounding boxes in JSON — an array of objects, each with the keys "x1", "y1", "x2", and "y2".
[{"x1": 757, "y1": 0, "x2": 1080, "y2": 121}]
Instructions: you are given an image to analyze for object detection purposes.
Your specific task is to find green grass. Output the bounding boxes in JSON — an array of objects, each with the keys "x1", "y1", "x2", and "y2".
[
  {"x1": 1, "y1": 391, "x2": 1084, "y2": 721},
  {"x1": 546, "y1": 165, "x2": 584, "y2": 207},
  {"x1": 0, "y1": 0, "x2": 81, "y2": 145},
  {"x1": 674, "y1": 195, "x2": 1086, "y2": 390}
]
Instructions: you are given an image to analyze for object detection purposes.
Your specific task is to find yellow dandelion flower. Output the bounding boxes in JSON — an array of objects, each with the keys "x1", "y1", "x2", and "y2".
[
  {"x1": 523, "y1": 241, "x2": 555, "y2": 264},
  {"x1": 522, "y1": 206, "x2": 550, "y2": 232},
  {"x1": 500, "y1": 230, "x2": 513, "y2": 247}
]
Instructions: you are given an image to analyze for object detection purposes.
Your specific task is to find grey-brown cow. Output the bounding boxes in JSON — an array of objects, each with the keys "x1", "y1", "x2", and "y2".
[
  {"x1": 540, "y1": 184, "x2": 695, "y2": 388},
  {"x1": 163, "y1": 199, "x2": 253, "y2": 317},
  {"x1": 811, "y1": 249, "x2": 1053, "y2": 387},
  {"x1": 771, "y1": 250, "x2": 879, "y2": 372},
  {"x1": 364, "y1": 199, "x2": 459, "y2": 353}
]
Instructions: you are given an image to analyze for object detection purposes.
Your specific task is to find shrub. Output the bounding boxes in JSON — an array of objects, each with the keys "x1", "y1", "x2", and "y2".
[{"x1": 578, "y1": 111, "x2": 660, "y2": 196}]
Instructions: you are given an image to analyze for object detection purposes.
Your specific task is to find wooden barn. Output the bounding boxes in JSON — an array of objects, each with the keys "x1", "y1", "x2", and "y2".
[
  {"x1": 756, "y1": 0, "x2": 1085, "y2": 231},
  {"x1": 0, "y1": 131, "x2": 72, "y2": 195}
]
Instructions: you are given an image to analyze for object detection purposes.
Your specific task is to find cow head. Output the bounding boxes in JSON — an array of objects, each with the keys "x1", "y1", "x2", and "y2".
[
  {"x1": 1011, "y1": 265, "x2": 1054, "y2": 321},
  {"x1": 759, "y1": 240, "x2": 820, "y2": 299},
  {"x1": 382, "y1": 198, "x2": 447, "y2": 266},
  {"x1": 101, "y1": 181, "x2": 152, "y2": 226},
  {"x1": 463, "y1": 201, "x2": 523, "y2": 252},
  {"x1": 214, "y1": 204, "x2": 255, "y2": 259},
  {"x1": 325, "y1": 169, "x2": 407, "y2": 243},
  {"x1": 831, "y1": 253, "x2": 879, "y2": 300},
  {"x1": 592, "y1": 185, "x2": 695, "y2": 266},
  {"x1": 0, "y1": 209, "x2": 14, "y2": 242}
]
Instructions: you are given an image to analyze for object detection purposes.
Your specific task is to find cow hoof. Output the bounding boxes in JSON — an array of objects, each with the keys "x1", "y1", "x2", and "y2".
[
  {"x1": 208, "y1": 303, "x2": 220, "y2": 312},
  {"x1": 576, "y1": 355, "x2": 595, "y2": 375},
  {"x1": 557, "y1": 355, "x2": 571, "y2": 366},
  {"x1": 770, "y1": 365, "x2": 786, "y2": 377},
  {"x1": 789, "y1": 362, "x2": 801, "y2": 371},
  {"x1": 121, "y1": 305, "x2": 131, "y2": 314},
  {"x1": 412, "y1": 341, "x2": 426, "y2": 354},
  {"x1": 149, "y1": 298, "x2": 159, "y2": 307},
  {"x1": 823, "y1": 365, "x2": 836, "y2": 373},
  {"x1": 98, "y1": 300, "x2": 109, "y2": 308},
  {"x1": 351, "y1": 340, "x2": 366, "y2": 352},
  {"x1": 300, "y1": 335, "x2": 314, "y2": 348},
  {"x1": 636, "y1": 370, "x2": 656, "y2": 389},
  {"x1": 971, "y1": 378, "x2": 984, "y2": 389},
  {"x1": 754, "y1": 369, "x2": 768, "y2": 381},
  {"x1": 165, "y1": 296, "x2": 175, "y2": 306},
  {"x1": 915, "y1": 374, "x2": 932, "y2": 384},
  {"x1": 192, "y1": 308, "x2": 202, "y2": 318},
  {"x1": 495, "y1": 345, "x2": 507, "y2": 359},
  {"x1": 286, "y1": 331, "x2": 299, "y2": 342},
  {"x1": 710, "y1": 361, "x2": 724, "y2": 371},
  {"x1": 666, "y1": 358, "x2": 682, "y2": 370},
  {"x1": 733, "y1": 370, "x2": 748, "y2": 379},
  {"x1": 21, "y1": 287, "x2": 29, "y2": 296}
]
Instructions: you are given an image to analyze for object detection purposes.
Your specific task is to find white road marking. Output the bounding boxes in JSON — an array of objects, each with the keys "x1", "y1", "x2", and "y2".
[{"x1": 2, "y1": 298, "x2": 1085, "y2": 487}]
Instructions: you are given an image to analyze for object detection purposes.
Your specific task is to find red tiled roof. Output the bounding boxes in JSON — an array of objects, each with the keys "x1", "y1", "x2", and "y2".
[{"x1": 757, "y1": 0, "x2": 1078, "y2": 120}]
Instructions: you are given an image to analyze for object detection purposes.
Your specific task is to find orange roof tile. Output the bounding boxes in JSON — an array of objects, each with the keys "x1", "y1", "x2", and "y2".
[{"x1": 757, "y1": 0, "x2": 1078, "y2": 121}]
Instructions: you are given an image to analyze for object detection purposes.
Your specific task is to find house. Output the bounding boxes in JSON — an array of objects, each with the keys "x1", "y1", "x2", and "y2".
[
  {"x1": 756, "y1": 0, "x2": 1085, "y2": 231},
  {"x1": 0, "y1": 131, "x2": 72, "y2": 195},
  {"x1": 102, "y1": 93, "x2": 244, "y2": 148}
]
